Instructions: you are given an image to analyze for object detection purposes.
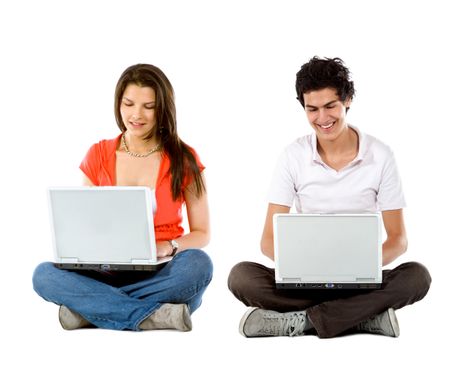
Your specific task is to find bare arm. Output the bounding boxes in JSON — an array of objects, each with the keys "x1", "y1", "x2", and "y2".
[
  {"x1": 157, "y1": 173, "x2": 210, "y2": 257},
  {"x1": 260, "y1": 203, "x2": 291, "y2": 261},
  {"x1": 81, "y1": 172, "x2": 95, "y2": 186},
  {"x1": 381, "y1": 209, "x2": 408, "y2": 266}
]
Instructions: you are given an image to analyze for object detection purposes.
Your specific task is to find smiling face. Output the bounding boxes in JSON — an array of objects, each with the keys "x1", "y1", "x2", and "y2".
[
  {"x1": 303, "y1": 87, "x2": 351, "y2": 142},
  {"x1": 120, "y1": 84, "x2": 157, "y2": 140}
]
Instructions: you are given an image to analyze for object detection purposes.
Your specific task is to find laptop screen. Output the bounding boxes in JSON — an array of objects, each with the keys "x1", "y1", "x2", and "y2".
[
  {"x1": 48, "y1": 187, "x2": 157, "y2": 266},
  {"x1": 273, "y1": 213, "x2": 382, "y2": 289}
]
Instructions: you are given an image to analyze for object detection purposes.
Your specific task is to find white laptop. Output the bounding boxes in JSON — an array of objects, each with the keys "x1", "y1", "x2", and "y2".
[
  {"x1": 48, "y1": 187, "x2": 172, "y2": 271},
  {"x1": 273, "y1": 213, "x2": 382, "y2": 289}
]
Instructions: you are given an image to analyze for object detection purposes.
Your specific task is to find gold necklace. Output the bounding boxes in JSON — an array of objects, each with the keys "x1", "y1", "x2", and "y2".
[{"x1": 121, "y1": 134, "x2": 160, "y2": 158}]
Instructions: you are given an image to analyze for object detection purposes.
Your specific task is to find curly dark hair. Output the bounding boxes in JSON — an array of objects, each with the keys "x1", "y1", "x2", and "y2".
[{"x1": 295, "y1": 56, "x2": 355, "y2": 109}]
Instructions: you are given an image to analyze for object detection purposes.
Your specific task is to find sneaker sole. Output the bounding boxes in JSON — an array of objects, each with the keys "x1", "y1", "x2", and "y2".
[
  {"x1": 387, "y1": 308, "x2": 400, "y2": 337},
  {"x1": 238, "y1": 307, "x2": 259, "y2": 337}
]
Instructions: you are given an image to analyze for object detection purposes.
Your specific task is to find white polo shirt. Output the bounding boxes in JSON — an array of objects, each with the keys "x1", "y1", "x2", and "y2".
[{"x1": 268, "y1": 126, "x2": 406, "y2": 213}]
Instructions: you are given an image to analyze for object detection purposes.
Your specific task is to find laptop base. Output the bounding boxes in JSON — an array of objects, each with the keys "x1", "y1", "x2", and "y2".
[
  {"x1": 54, "y1": 262, "x2": 168, "y2": 271},
  {"x1": 276, "y1": 282, "x2": 381, "y2": 290}
]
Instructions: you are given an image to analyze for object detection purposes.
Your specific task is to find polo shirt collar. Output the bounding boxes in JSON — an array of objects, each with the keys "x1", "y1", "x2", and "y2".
[
  {"x1": 351, "y1": 125, "x2": 367, "y2": 162},
  {"x1": 312, "y1": 125, "x2": 368, "y2": 166},
  {"x1": 311, "y1": 133, "x2": 321, "y2": 163}
]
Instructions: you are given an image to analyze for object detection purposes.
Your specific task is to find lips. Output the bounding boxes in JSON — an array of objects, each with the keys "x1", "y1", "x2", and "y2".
[
  {"x1": 317, "y1": 121, "x2": 335, "y2": 131},
  {"x1": 129, "y1": 121, "x2": 145, "y2": 128}
]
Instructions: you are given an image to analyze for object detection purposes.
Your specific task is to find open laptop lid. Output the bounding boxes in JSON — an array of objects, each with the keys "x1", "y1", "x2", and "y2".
[
  {"x1": 273, "y1": 213, "x2": 382, "y2": 289},
  {"x1": 48, "y1": 186, "x2": 171, "y2": 271}
]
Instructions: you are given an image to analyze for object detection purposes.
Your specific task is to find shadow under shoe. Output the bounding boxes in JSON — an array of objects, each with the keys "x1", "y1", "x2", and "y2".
[
  {"x1": 59, "y1": 305, "x2": 94, "y2": 330},
  {"x1": 355, "y1": 308, "x2": 400, "y2": 337},
  {"x1": 139, "y1": 303, "x2": 192, "y2": 332}
]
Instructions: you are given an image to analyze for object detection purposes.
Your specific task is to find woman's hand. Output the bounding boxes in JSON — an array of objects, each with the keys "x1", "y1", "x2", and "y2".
[{"x1": 156, "y1": 241, "x2": 173, "y2": 258}]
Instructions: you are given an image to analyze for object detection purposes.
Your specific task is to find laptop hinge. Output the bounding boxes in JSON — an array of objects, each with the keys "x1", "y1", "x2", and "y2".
[
  {"x1": 59, "y1": 257, "x2": 79, "y2": 263},
  {"x1": 131, "y1": 259, "x2": 152, "y2": 264},
  {"x1": 301, "y1": 275, "x2": 356, "y2": 282}
]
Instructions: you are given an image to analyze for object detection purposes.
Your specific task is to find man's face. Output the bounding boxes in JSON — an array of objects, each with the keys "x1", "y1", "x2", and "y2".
[{"x1": 303, "y1": 87, "x2": 351, "y2": 142}]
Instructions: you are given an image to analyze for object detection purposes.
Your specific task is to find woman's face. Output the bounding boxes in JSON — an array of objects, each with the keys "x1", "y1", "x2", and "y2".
[
  {"x1": 120, "y1": 84, "x2": 157, "y2": 139},
  {"x1": 303, "y1": 87, "x2": 351, "y2": 142}
]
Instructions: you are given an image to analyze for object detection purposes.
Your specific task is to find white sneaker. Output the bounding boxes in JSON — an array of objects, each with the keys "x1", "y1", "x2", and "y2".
[
  {"x1": 356, "y1": 308, "x2": 400, "y2": 337},
  {"x1": 239, "y1": 307, "x2": 307, "y2": 337}
]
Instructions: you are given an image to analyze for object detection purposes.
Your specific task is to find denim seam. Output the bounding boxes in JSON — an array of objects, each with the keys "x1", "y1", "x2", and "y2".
[{"x1": 174, "y1": 276, "x2": 212, "y2": 301}]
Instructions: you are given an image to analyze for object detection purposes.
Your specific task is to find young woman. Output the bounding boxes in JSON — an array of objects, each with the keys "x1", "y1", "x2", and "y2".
[
  {"x1": 228, "y1": 57, "x2": 431, "y2": 338},
  {"x1": 33, "y1": 64, "x2": 213, "y2": 331}
]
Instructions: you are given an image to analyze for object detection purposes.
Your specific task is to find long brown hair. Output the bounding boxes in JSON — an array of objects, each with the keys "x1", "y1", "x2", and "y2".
[{"x1": 114, "y1": 64, "x2": 205, "y2": 200}]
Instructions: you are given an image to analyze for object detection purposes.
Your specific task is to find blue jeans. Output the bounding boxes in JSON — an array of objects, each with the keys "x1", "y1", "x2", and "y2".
[{"x1": 32, "y1": 249, "x2": 213, "y2": 331}]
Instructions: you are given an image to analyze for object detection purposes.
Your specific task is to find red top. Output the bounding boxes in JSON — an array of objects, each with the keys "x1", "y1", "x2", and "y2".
[{"x1": 79, "y1": 134, "x2": 205, "y2": 241}]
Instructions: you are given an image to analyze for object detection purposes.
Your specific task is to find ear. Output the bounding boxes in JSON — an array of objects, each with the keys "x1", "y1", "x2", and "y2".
[{"x1": 343, "y1": 97, "x2": 352, "y2": 109}]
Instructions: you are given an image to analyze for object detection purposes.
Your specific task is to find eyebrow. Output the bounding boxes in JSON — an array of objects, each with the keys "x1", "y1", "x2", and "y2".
[
  {"x1": 305, "y1": 100, "x2": 338, "y2": 109},
  {"x1": 122, "y1": 96, "x2": 156, "y2": 106}
]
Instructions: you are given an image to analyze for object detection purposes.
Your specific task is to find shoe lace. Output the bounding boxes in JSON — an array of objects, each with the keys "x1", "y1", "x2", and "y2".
[
  {"x1": 358, "y1": 318, "x2": 378, "y2": 332},
  {"x1": 263, "y1": 312, "x2": 305, "y2": 337},
  {"x1": 358, "y1": 314, "x2": 385, "y2": 333}
]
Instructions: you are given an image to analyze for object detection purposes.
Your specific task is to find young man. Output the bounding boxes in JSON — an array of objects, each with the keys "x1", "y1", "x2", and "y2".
[{"x1": 228, "y1": 56, "x2": 431, "y2": 338}]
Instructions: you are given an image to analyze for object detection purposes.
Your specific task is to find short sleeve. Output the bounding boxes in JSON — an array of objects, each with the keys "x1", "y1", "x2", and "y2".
[
  {"x1": 182, "y1": 147, "x2": 205, "y2": 188},
  {"x1": 79, "y1": 143, "x2": 101, "y2": 186},
  {"x1": 267, "y1": 150, "x2": 296, "y2": 207},
  {"x1": 192, "y1": 148, "x2": 205, "y2": 172},
  {"x1": 377, "y1": 150, "x2": 406, "y2": 211}
]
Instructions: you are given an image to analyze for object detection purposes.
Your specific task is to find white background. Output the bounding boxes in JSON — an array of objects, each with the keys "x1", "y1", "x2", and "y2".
[{"x1": 1, "y1": 0, "x2": 448, "y2": 378}]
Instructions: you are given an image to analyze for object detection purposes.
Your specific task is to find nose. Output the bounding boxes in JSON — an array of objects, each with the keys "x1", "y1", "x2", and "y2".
[
  {"x1": 317, "y1": 108, "x2": 329, "y2": 123},
  {"x1": 131, "y1": 109, "x2": 142, "y2": 121}
]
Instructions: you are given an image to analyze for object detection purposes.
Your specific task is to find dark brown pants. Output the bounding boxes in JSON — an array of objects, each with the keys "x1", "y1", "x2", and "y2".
[{"x1": 228, "y1": 261, "x2": 431, "y2": 338}]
